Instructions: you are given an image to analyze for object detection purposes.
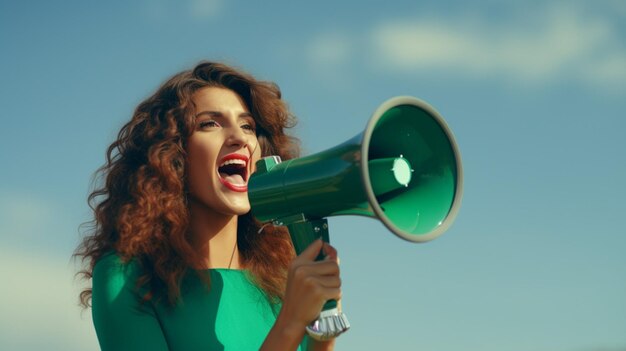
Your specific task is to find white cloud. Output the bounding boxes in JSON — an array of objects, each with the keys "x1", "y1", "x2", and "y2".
[
  {"x1": 0, "y1": 249, "x2": 97, "y2": 350},
  {"x1": 140, "y1": 0, "x2": 223, "y2": 21},
  {"x1": 188, "y1": 0, "x2": 223, "y2": 20},
  {"x1": 296, "y1": 3, "x2": 625, "y2": 91},
  {"x1": 0, "y1": 193, "x2": 55, "y2": 242},
  {"x1": 302, "y1": 31, "x2": 358, "y2": 91},
  {"x1": 369, "y1": 4, "x2": 626, "y2": 87},
  {"x1": 307, "y1": 32, "x2": 353, "y2": 68},
  {"x1": 0, "y1": 188, "x2": 87, "y2": 254},
  {"x1": 581, "y1": 51, "x2": 626, "y2": 86},
  {"x1": 0, "y1": 193, "x2": 90, "y2": 349}
]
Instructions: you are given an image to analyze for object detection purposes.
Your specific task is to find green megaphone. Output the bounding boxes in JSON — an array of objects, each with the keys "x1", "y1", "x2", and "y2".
[{"x1": 248, "y1": 96, "x2": 463, "y2": 340}]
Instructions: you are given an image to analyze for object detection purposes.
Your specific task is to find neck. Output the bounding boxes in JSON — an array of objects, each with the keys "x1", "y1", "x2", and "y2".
[{"x1": 188, "y1": 200, "x2": 241, "y2": 269}]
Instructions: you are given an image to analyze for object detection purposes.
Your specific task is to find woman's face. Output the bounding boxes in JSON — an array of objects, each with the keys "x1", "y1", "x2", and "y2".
[{"x1": 186, "y1": 86, "x2": 262, "y2": 216}]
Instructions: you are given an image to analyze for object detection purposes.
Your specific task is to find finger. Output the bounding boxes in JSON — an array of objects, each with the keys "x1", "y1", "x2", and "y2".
[
  {"x1": 322, "y1": 287, "x2": 342, "y2": 301},
  {"x1": 322, "y1": 243, "x2": 338, "y2": 261},
  {"x1": 308, "y1": 260, "x2": 340, "y2": 276},
  {"x1": 315, "y1": 275, "x2": 341, "y2": 289},
  {"x1": 297, "y1": 239, "x2": 324, "y2": 261}
]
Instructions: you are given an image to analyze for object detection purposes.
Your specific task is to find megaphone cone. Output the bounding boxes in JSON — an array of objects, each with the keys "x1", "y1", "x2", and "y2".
[{"x1": 249, "y1": 96, "x2": 463, "y2": 243}]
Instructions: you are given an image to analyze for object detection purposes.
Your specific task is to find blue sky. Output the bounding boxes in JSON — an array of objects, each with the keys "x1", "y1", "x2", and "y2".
[{"x1": 1, "y1": 0, "x2": 625, "y2": 350}]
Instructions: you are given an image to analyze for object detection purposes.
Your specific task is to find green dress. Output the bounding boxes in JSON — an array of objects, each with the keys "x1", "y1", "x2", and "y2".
[{"x1": 92, "y1": 253, "x2": 306, "y2": 350}]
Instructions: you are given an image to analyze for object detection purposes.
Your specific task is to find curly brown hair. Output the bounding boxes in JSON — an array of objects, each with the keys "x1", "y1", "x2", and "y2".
[{"x1": 75, "y1": 61, "x2": 300, "y2": 306}]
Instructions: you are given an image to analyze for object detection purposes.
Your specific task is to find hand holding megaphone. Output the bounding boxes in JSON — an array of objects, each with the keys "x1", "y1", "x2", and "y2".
[{"x1": 278, "y1": 240, "x2": 342, "y2": 338}]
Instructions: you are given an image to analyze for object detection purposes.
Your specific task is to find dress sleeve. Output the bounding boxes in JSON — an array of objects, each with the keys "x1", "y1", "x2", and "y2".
[{"x1": 91, "y1": 254, "x2": 169, "y2": 351}]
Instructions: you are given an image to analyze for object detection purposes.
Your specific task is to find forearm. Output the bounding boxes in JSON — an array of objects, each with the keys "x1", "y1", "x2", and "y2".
[
  {"x1": 260, "y1": 323, "x2": 335, "y2": 351},
  {"x1": 264, "y1": 240, "x2": 342, "y2": 351},
  {"x1": 307, "y1": 337, "x2": 335, "y2": 351},
  {"x1": 260, "y1": 311, "x2": 306, "y2": 351}
]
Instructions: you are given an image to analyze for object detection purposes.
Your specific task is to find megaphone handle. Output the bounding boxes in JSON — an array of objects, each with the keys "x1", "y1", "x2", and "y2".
[
  {"x1": 286, "y1": 218, "x2": 350, "y2": 340},
  {"x1": 287, "y1": 219, "x2": 337, "y2": 308}
]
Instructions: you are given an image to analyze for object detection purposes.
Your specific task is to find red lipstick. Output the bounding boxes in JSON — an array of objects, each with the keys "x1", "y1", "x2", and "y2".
[{"x1": 217, "y1": 153, "x2": 250, "y2": 192}]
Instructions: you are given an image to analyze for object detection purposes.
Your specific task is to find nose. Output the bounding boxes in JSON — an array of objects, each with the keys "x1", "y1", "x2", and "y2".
[{"x1": 226, "y1": 125, "x2": 248, "y2": 149}]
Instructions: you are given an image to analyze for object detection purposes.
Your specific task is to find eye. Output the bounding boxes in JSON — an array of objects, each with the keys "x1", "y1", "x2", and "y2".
[
  {"x1": 198, "y1": 120, "x2": 220, "y2": 129},
  {"x1": 241, "y1": 119, "x2": 256, "y2": 133},
  {"x1": 241, "y1": 123, "x2": 256, "y2": 133}
]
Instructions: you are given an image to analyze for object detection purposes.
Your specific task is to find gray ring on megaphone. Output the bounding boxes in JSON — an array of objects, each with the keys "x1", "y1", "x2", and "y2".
[{"x1": 360, "y1": 96, "x2": 464, "y2": 243}]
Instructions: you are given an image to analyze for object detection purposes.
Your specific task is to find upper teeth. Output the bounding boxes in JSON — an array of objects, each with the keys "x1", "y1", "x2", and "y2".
[{"x1": 220, "y1": 159, "x2": 247, "y2": 167}]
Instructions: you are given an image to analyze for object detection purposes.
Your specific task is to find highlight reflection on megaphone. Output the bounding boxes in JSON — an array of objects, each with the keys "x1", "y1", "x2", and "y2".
[{"x1": 248, "y1": 96, "x2": 463, "y2": 340}]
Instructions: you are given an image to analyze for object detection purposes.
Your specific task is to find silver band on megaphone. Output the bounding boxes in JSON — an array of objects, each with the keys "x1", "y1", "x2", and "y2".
[{"x1": 306, "y1": 307, "x2": 351, "y2": 340}]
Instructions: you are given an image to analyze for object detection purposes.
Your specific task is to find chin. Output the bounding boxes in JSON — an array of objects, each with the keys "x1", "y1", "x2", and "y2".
[
  {"x1": 220, "y1": 197, "x2": 252, "y2": 216},
  {"x1": 187, "y1": 192, "x2": 251, "y2": 217},
  {"x1": 233, "y1": 208, "x2": 251, "y2": 216},
  {"x1": 228, "y1": 202, "x2": 251, "y2": 216}
]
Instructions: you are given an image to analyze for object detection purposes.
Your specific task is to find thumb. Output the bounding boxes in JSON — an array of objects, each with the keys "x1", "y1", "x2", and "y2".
[{"x1": 298, "y1": 239, "x2": 324, "y2": 261}]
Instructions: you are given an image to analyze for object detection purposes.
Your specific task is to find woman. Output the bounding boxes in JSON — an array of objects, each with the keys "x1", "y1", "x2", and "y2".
[{"x1": 75, "y1": 61, "x2": 342, "y2": 350}]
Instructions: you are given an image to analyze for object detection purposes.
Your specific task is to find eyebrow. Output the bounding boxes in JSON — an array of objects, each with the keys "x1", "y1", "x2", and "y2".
[{"x1": 194, "y1": 110, "x2": 254, "y2": 119}]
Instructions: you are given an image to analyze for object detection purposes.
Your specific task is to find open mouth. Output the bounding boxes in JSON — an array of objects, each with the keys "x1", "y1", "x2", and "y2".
[{"x1": 217, "y1": 154, "x2": 249, "y2": 192}]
